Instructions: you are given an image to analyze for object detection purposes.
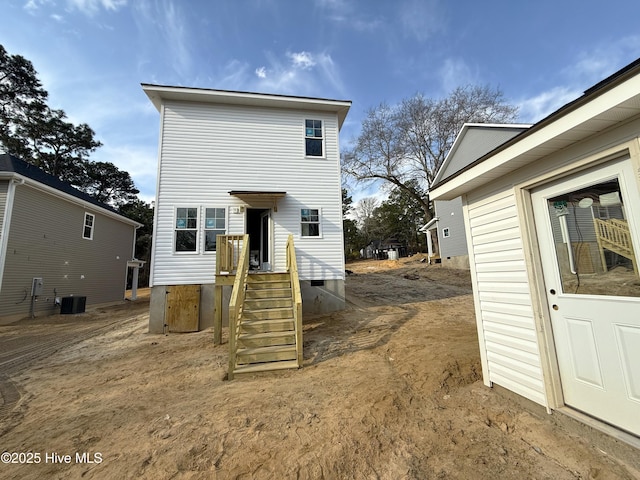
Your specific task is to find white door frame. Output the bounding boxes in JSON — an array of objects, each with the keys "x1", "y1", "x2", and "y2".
[{"x1": 529, "y1": 157, "x2": 640, "y2": 436}]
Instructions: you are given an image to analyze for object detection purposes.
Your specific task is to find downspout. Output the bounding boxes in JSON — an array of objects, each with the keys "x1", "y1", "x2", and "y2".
[{"x1": 0, "y1": 178, "x2": 23, "y2": 296}]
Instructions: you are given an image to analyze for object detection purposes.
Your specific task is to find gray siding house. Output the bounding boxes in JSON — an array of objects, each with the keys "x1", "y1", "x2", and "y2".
[
  {"x1": 0, "y1": 154, "x2": 142, "y2": 323},
  {"x1": 423, "y1": 124, "x2": 530, "y2": 268}
]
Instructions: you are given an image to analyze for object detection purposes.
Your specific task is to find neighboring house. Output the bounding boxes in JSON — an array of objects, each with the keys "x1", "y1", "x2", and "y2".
[
  {"x1": 430, "y1": 58, "x2": 640, "y2": 442},
  {"x1": 362, "y1": 238, "x2": 405, "y2": 260},
  {"x1": 142, "y1": 85, "x2": 351, "y2": 335},
  {"x1": 422, "y1": 124, "x2": 530, "y2": 268},
  {"x1": 0, "y1": 154, "x2": 142, "y2": 324}
]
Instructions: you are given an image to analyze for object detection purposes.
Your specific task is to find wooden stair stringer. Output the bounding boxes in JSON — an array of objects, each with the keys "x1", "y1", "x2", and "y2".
[{"x1": 231, "y1": 272, "x2": 301, "y2": 376}]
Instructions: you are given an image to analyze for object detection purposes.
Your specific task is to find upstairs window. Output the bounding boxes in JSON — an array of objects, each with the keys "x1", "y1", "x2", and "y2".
[
  {"x1": 83, "y1": 213, "x2": 95, "y2": 240},
  {"x1": 204, "y1": 208, "x2": 226, "y2": 252},
  {"x1": 175, "y1": 207, "x2": 198, "y2": 252},
  {"x1": 305, "y1": 119, "x2": 323, "y2": 157},
  {"x1": 301, "y1": 208, "x2": 320, "y2": 237}
]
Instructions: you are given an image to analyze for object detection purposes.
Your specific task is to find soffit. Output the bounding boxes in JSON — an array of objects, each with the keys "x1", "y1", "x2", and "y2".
[
  {"x1": 142, "y1": 84, "x2": 352, "y2": 129},
  {"x1": 430, "y1": 78, "x2": 640, "y2": 201}
]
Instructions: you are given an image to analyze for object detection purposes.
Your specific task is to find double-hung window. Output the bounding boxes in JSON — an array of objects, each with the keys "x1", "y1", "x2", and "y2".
[
  {"x1": 204, "y1": 208, "x2": 226, "y2": 252},
  {"x1": 305, "y1": 119, "x2": 323, "y2": 157},
  {"x1": 301, "y1": 208, "x2": 320, "y2": 237},
  {"x1": 175, "y1": 207, "x2": 198, "y2": 252},
  {"x1": 83, "y1": 213, "x2": 95, "y2": 240}
]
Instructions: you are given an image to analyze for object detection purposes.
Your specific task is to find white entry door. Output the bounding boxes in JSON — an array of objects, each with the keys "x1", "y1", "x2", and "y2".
[
  {"x1": 259, "y1": 210, "x2": 271, "y2": 271},
  {"x1": 531, "y1": 158, "x2": 640, "y2": 436}
]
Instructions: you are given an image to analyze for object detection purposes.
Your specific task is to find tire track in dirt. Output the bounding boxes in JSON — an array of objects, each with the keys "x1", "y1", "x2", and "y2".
[{"x1": 0, "y1": 314, "x2": 145, "y2": 421}]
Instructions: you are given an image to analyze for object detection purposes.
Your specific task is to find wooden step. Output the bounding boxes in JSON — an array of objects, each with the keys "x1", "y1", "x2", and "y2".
[
  {"x1": 244, "y1": 297, "x2": 293, "y2": 310},
  {"x1": 233, "y1": 359, "x2": 299, "y2": 375},
  {"x1": 247, "y1": 280, "x2": 291, "y2": 290},
  {"x1": 240, "y1": 318, "x2": 295, "y2": 334},
  {"x1": 245, "y1": 288, "x2": 292, "y2": 299},
  {"x1": 238, "y1": 330, "x2": 296, "y2": 348},
  {"x1": 236, "y1": 344, "x2": 297, "y2": 364},
  {"x1": 243, "y1": 307, "x2": 293, "y2": 321},
  {"x1": 248, "y1": 273, "x2": 291, "y2": 283}
]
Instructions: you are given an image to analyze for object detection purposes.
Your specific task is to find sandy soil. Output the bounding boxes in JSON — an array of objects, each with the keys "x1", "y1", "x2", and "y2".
[{"x1": 1, "y1": 256, "x2": 639, "y2": 479}]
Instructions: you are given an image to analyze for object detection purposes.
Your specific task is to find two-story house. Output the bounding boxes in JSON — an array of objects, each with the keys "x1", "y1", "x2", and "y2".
[
  {"x1": 143, "y1": 85, "x2": 350, "y2": 361},
  {"x1": 0, "y1": 154, "x2": 142, "y2": 323}
]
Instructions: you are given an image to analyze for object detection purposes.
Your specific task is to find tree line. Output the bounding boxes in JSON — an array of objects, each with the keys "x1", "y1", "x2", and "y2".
[{"x1": 0, "y1": 44, "x2": 152, "y2": 285}]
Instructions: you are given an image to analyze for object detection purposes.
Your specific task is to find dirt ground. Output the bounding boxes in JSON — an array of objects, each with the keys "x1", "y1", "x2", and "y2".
[{"x1": 1, "y1": 256, "x2": 639, "y2": 479}]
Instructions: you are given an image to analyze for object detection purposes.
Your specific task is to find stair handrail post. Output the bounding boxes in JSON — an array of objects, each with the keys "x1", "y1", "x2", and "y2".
[
  {"x1": 286, "y1": 234, "x2": 304, "y2": 367},
  {"x1": 228, "y1": 234, "x2": 250, "y2": 379}
]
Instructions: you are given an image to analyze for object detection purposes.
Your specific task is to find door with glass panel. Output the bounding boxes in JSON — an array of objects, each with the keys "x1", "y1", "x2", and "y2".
[{"x1": 531, "y1": 158, "x2": 640, "y2": 436}]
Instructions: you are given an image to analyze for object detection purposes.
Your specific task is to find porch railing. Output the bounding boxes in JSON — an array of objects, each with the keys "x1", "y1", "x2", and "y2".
[
  {"x1": 227, "y1": 234, "x2": 250, "y2": 379},
  {"x1": 593, "y1": 218, "x2": 637, "y2": 274},
  {"x1": 286, "y1": 234, "x2": 304, "y2": 366},
  {"x1": 216, "y1": 234, "x2": 247, "y2": 274}
]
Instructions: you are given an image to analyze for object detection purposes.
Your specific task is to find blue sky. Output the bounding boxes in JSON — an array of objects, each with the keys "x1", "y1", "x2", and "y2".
[{"x1": 1, "y1": 0, "x2": 640, "y2": 203}]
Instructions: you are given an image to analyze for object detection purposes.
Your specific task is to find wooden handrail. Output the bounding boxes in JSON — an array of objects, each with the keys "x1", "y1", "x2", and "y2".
[
  {"x1": 593, "y1": 218, "x2": 637, "y2": 275},
  {"x1": 286, "y1": 234, "x2": 303, "y2": 366},
  {"x1": 227, "y1": 234, "x2": 250, "y2": 379}
]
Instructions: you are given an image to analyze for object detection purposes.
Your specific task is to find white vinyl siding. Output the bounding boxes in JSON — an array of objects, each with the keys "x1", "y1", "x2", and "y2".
[
  {"x1": 466, "y1": 189, "x2": 546, "y2": 406},
  {"x1": 151, "y1": 101, "x2": 344, "y2": 286}
]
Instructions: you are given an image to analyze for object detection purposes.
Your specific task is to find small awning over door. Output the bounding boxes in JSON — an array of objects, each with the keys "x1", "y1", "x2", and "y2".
[{"x1": 228, "y1": 190, "x2": 286, "y2": 211}]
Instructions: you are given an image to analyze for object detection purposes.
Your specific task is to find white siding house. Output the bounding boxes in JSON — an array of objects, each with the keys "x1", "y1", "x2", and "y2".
[
  {"x1": 143, "y1": 85, "x2": 351, "y2": 333},
  {"x1": 430, "y1": 59, "x2": 640, "y2": 443}
]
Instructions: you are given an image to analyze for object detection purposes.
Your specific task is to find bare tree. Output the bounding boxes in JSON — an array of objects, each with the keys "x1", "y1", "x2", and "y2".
[
  {"x1": 342, "y1": 85, "x2": 519, "y2": 219},
  {"x1": 354, "y1": 196, "x2": 379, "y2": 244}
]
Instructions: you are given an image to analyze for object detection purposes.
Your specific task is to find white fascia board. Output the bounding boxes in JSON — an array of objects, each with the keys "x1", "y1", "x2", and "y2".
[
  {"x1": 12, "y1": 173, "x2": 143, "y2": 228},
  {"x1": 141, "y1": 84, "x2": 352, "y2": 129},
  {"x1": 431, "y1": 75, "x2": 640, "y2": 201},
  {"x1": 419, "y1": 217, "x2": 439, "y2": 232}
]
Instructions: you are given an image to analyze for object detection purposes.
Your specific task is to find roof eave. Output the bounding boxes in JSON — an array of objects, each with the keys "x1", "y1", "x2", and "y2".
[
  {"x1": 430, "y1": 61, "x2": 640, "y2": 201},
  {"x1": 142, "y1": 84, "x2": 352, "y2": 129},
  {"x1": 14, "y1": 174, "x2": 143, "y2": 227}
]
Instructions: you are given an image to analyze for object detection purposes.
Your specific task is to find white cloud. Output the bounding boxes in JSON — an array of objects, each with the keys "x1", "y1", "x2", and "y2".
[
  {"x1": 398, "y1": 0, "x2": 445, "y2": 42},
  {"x1": 93, "y1": 142, "x2": 159, "y2": 202},
  {"x1": 288, "y1": 51, "x2": 316, "y2": 70},
  {"x1": 24, "y1": 0, "x2": 54, "y2": 13},
  {"x1": 255, "y1": 66, "x2": 267, "y2": 78},
  {"x1": 438, "y1": 58, "x2": 477, "y2": 92},
  {"x1": 251, "y1": 51, "x2": 345, "y2": 97},
  {"x1": 66, "y1": 0, "x2": 127, "y2": 15},
  {"x1": 516, "y1": 86, "x2": 579, "y2": 124},
  {"x1": 133, "y1": 0, "x2": 193, "y2": 79}
]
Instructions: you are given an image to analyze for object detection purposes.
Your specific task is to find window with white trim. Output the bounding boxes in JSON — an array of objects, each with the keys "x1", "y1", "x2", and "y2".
[
  {"x1": 442, "y1": 227, "x2": 450, "y2": 238},
  {"x1": 83, "y1": 213, "x2": 95, "y2": 240},
  {"x1": 301, "y1": 208, "x2": 320, "y2": 237},
  {"x1": 175, "y1": 207, "x2": 198, "y2": 252},
  {"x1": 305, "y1": 119, "x2": 323, "y2": 157},
  {"x1": 204, "y1": 208, "x2": 226, "y2": 252}
]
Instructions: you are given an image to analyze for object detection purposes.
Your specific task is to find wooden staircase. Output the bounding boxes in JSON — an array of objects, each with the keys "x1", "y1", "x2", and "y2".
[
  {"x1": 225, "y1": 234, "x2": 303, "y2": 380},
  {"x1": 232, "y1": 273, "x2": 299, "y2": 375}
]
